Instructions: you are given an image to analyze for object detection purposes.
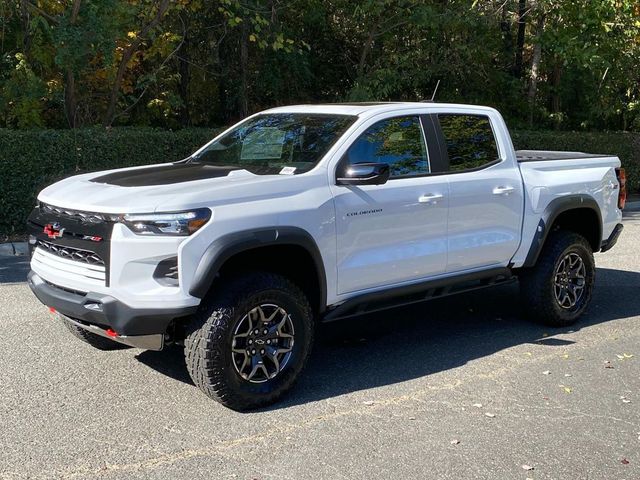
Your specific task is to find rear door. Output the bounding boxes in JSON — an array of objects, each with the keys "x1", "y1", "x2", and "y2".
[
  {"x1": 435, "y1": 113, "x2": 524, "y2": 272},
  {"x1": 331, "y1": 115, "x2": 449, "y2": 294}
]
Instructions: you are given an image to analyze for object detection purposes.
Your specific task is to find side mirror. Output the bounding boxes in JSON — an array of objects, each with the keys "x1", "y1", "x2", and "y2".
[{"x1": 336, "y1": 163, "x2": 390, "y2": 186}]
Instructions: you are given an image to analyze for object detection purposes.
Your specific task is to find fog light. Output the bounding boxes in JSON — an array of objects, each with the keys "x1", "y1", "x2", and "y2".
[{"x1": 153, "y1": 257, "x2": 179, "y2": 286}]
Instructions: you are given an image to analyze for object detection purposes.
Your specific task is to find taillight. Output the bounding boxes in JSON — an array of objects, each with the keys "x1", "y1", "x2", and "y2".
[{"x1": 616, "y1": 168, "x2": 627, "y2": 210}]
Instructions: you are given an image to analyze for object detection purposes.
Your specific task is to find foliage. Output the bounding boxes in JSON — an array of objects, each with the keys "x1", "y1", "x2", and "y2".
[
  {"x1": 511, "y1": 129, "x2": 640, "y2": 196},
  {"x1": 0, "y1": 1, "x2": 638, "y2": 131},
  {"x1": 0, "y1": 126, "x2": 637, "y2": 237},
  {"x1": 0, "y1": 127, "x2": 215, "y2": 236}
]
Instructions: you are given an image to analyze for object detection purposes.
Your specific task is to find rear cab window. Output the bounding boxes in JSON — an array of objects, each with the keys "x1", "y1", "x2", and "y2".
[{"x1": 437, "y1": 114, "x2": 499, "y2": 172}]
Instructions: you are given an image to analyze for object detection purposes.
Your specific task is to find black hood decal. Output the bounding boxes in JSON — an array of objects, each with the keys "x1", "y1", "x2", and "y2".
[{"x1": 90, "y1": 163, "x2": 241, "y2": 187}]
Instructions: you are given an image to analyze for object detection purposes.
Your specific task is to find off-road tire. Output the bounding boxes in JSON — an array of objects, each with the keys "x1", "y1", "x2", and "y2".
[
  {"x1": 519, "y1": 231, "x2": 595, "y2": 327},
  {"x1": 60, "y1": 314, "x2": 130, "y2": 350},
  {"x1": 184, "y1": 272, "x2": 314, "y2": 411}
]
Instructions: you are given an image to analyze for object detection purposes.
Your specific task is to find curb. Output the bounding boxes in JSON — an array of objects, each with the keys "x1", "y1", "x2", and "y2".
[
  {"x1": 625, "y1": 201, "x2": 640, "y2": 212},
  {"x1": 0, "y1": 242, "x2": 29, "y2": 257}
]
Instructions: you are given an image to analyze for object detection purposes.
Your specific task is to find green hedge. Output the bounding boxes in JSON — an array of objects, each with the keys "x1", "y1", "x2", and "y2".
[
  {"x1": 511, "y1": 130, "x2": 639, "y2": 196},
  {"x1": 0, "y1": 127, "x2": 216, "y2": 236},
  {"x1": 1, "y1": 127, "x2": 638, "y2": 237}
]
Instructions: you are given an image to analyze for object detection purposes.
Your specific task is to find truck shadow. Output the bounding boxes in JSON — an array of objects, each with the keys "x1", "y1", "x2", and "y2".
[
  {"x1": 0, "y1": 255, "x2": 30, "y2": 284},
  {"x1": 135, "y1": 267, "x2": 640, "y2": 409}
]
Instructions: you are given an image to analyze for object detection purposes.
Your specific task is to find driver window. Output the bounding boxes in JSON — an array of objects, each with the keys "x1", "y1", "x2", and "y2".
[{"x1": 343, "y1": 116, "x2": 430, "y2": 178}]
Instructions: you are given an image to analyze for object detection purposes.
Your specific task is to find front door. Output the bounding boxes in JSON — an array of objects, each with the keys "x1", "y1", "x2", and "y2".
[{"x1": 331, "y1": 115, "x2": 449, "y2": 294}]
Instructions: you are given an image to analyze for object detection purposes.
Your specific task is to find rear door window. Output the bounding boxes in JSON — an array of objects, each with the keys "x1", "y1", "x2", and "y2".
[{"x1": 437, "y1": 114, "x2": 499, "y2": 171}]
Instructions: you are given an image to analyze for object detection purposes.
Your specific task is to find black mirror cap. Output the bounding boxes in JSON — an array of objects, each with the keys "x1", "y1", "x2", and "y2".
[{"x1": 336, "y1": 162, "x2": 390, "y2": 186}]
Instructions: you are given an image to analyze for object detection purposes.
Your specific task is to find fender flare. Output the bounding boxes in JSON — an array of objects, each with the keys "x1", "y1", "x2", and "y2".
[
  {"x1": 189, "y1": 227, "x2": 327, "y2": 311},
  {"x1": 522, "y1": 194, "x2": 602, "y2": 268}
]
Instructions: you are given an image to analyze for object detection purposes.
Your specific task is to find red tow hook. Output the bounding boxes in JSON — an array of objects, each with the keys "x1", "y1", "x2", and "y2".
[
  {"x1": 105, "y1": 328, "x2": 119, "y2": 338},
  {"x1": 48, "y1": 307, "x2": 56, "y2": 314}
]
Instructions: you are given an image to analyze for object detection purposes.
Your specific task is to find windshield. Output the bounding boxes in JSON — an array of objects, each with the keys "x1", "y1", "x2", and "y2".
[{"x1": 191, "y1": 113, "x2": 357, "y2": 175}]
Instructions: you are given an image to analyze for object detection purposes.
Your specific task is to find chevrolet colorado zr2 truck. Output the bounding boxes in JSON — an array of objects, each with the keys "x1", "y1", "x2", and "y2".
[{"x1": 27, "y1": 102, "x2": 626, "y2": 410}]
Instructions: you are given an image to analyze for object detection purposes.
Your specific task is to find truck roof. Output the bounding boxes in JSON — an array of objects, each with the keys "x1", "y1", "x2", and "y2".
[{"x1": 264, "y1": 102, "x2": 498, "y2": 117}]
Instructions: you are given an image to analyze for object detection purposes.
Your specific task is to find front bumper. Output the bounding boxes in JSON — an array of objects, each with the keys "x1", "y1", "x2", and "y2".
[{"x1": 28, "y1": 271, "x2": 198, "y2": 349}]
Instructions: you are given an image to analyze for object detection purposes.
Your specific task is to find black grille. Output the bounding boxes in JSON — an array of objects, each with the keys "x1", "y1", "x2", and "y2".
[
  {"x1": 43, "y1": 279, "x2": 88, "y2": 297},
  {"x1": 37, "y1": 240, "x2": 105, "y2": 267},
  {"x1": 28, "y1": 204, "x2": 115, "y2": 286},
  {"x1": 40, "y1": 203, "x2": 114, "y2": 224}
]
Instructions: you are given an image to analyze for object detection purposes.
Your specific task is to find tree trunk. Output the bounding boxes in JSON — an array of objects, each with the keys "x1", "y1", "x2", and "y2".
[
  {"x1": 514, "y1": 0, "x2": 527, "y2": 78},
  {"x1": 500, "y1": 1, "x2": 513, "y2": 69},
  {"x1": 177, "y1": 21, "x2": 190, "y2": 126},
  {"x1": 528, "y1": 14, "x2": 545, "y2": 127},
  {"x1": 64, "y1": 0, "x2": 82, "y2": 128},
  {"x1": 19, "y1": 0, "x2": 31, "y2": 53},
  {"x1": 102, "y1": 0, "x2": 171, "y2": 127},
  {"x1": 238, "y1": 18, "x2": 249, "y2": 118},
  {"x1": 357, "y1": 27, "x2": 377, "y2": 81},
  {"x1": 551, "y1": 60, "x2": 562, "y2": 129}
]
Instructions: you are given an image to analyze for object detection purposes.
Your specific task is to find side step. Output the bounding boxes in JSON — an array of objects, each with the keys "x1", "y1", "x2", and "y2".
[{"x1": 322, "y1": 268, "x2": 516, "y2": 322}]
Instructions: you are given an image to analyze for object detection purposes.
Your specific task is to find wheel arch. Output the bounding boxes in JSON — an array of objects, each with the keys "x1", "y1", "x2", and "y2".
[
  {"x1": 189, "y1": 227, "x2": 327, "y2": 315},
  {"x1": 522, "y1": 194, "x2": 602, "y2": 268}
]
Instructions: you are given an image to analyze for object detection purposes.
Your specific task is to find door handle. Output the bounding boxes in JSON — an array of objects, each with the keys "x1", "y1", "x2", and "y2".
[
  {"x1": 492, "y1": 186, "x2": 515, "y2": 196},
  {"x1": 418, "y1": 193, "x2": 444, "y2": 204}
]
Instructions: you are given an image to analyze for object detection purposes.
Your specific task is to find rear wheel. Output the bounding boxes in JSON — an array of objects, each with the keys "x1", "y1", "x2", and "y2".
[
  {"x1": 184, "y1": 272, "x2": 314, "y2": 411},
  {"x1": 60, "y1": 314, "x2": 129, "y2": 350},
  {"x1": 519, "y1": 231, "x2": 595, "y2": 327}
]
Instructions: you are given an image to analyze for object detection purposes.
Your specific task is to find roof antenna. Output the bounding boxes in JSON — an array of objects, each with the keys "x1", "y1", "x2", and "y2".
[{"x1": 430, "y1": 80, "x2": 440, "y2": 102}]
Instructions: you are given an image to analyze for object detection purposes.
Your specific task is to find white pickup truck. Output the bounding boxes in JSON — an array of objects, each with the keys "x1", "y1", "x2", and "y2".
[{"x1": 27, "y1": 102, "x2": 626, "y2": 410}]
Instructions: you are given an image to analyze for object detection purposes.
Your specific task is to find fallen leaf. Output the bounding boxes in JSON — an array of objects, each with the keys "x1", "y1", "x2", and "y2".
[
  {"x1": 363, "y1": 401, "x2": 375, "y2": 406},
  {"x1": 564, "y1": 373, "x2": 572, "y2": 377},
  {"x1": 542, "y1": 370, "x2": 551, "y2": 375},
  {"x1": 450, "y1": 439, "x2": 460, "y2": 445},
  {"x1": 472, "y1": 403, "x2": 483, "y2": 408},
  {"x1": 623, "y1": 353, "x2": 634, "y2": 359},
  {"x1": 522, "y1": 465, "x2": 534, "y2": 471},
  {"x1": 408, "y1": 416, "x2": 416, "y2": 420},
  {"x1": 562, "y1": 354, "x2": 569, "y2": 359},
  {"x1": 524, "y1": 352, "x2": 533, "y2": 357},
  {"x1": 562, "y1": 386, "x2": 572, "y2": 394},
  {"x1": 484, "y1": 412, "x2": 496, "y2": 418},
  {"x1": 621, "y1": 458, "x2": 630, "y2": 465}
]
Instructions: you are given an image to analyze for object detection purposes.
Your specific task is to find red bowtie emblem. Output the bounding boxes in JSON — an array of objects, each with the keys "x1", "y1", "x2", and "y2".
[{"x1": 43, "y1": 223, "x2": 65, "y2": 239}]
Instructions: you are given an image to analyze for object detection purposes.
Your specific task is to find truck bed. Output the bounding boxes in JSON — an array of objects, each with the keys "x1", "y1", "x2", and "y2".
[{"x1": 516, "y1": 150, "x2": 610, "y2": 162}]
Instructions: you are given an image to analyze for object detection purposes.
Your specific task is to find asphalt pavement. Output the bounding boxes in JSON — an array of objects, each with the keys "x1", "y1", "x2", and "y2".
[{"x1": 1, "y1": 212, "x2": 639, "y2": 479}]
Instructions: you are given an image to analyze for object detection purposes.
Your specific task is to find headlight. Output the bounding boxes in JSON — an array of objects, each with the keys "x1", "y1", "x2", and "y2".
[{"x1": 121, "y1": 208, "x2": 211, "y2": 236}]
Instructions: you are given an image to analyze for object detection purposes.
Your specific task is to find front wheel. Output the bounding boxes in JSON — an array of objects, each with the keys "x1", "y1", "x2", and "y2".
[
  {"x1": 184, "y1": 272, "x2": 314, "y2": 411},
  {"x1": 519, "y1": 231, "x2": 595, "y2": 327}
]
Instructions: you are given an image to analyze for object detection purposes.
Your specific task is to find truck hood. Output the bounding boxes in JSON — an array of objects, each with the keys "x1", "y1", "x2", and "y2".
[{"x1": 38, "y1": 162, "x2": 321, "y2": 213}]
